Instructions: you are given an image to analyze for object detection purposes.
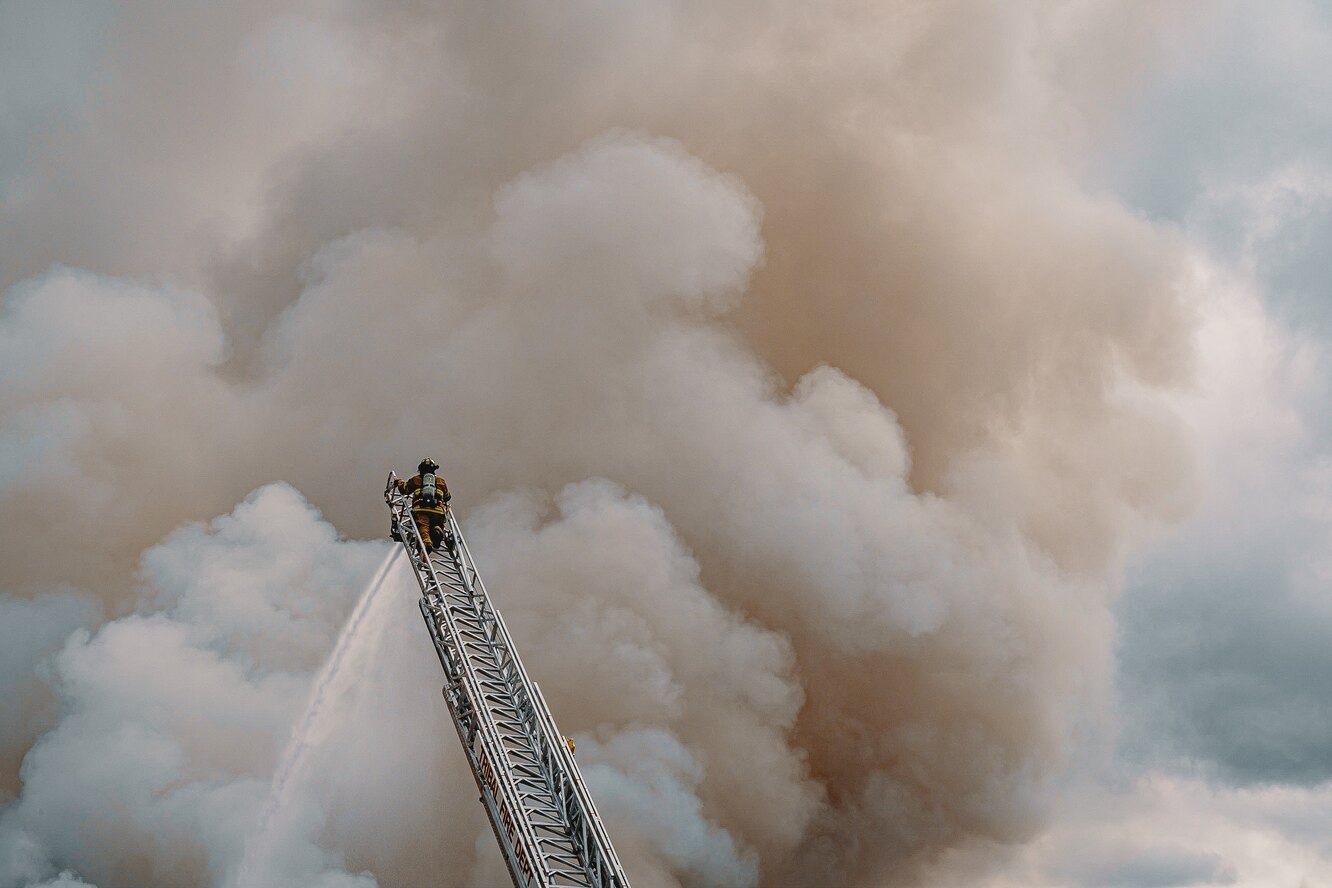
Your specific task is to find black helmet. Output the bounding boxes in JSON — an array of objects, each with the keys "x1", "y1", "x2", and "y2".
[{"x1": 419, "y1": 457, "x2": 439, "y2": 474}]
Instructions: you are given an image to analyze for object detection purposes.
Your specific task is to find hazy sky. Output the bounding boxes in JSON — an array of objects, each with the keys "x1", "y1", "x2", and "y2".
[{"x1": 3, "y1": 2, "x2": 1332, "y2": 887}]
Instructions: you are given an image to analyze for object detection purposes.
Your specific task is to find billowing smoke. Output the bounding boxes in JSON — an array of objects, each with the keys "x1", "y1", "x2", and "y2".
[{"x1": 1, "y1": 2, "x2": 1205, "y2": 887}]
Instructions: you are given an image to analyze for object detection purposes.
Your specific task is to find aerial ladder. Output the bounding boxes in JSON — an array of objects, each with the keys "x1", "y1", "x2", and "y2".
[{"x1": 385, "y1": 473, "x2": 632, "y2": 888}]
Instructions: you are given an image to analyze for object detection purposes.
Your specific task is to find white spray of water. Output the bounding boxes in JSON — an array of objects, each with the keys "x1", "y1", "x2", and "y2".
[{"x1": 233, "y1": 546, "x2": 403, "y2": 888}]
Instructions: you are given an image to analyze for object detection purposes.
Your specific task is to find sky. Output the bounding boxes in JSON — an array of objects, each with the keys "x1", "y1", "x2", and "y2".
[{"x1": 3, "y1": 2, "x2": 1332, "y2": 887}]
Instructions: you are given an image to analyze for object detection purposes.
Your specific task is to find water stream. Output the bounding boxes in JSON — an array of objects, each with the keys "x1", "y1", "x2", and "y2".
[{"x1": 233, "y1": 546, "x2": 403, "y2": 888}]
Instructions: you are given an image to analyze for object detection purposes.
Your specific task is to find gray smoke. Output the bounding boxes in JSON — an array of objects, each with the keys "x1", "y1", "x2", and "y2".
[{"x1": 0, "y1": 2, "x2": 1210, "y2": 886}]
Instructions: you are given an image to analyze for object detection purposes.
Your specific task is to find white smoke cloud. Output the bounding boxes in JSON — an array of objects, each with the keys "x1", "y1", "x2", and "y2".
[
  {"x1": 925, "y1": 768, "x2": 1332, "y2": 888},
  {"x1": 0, "y1": 486, "x2": 390, "y2": 888},
  {"x1": 579, "y1": 729, "x2": 759, "y2": 888},
  {"x1": 25, "y1": 875, "x2": 97, "y2": 888},
  {"x1": 0, "y1": 2, "x2": 1241, "y2": 886},
  {"x1": 0, "y1": 593, "x2": 98, "y2": 771}
]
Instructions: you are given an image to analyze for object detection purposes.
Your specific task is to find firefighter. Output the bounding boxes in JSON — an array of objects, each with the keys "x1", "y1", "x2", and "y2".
[{"x1": 396, "y1": 458, "x2": 452, "y2": 553}]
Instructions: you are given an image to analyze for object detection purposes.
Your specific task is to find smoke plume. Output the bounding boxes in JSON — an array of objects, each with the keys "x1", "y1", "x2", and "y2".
[{"x1": 0, "y1": 2, "x2": 1205, "y2": 886}]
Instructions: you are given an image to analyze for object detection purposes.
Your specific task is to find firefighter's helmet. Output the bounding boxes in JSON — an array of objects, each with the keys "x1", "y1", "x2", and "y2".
[{"x1": 419, "y1": 457, "x2": 440, "y2": 474}]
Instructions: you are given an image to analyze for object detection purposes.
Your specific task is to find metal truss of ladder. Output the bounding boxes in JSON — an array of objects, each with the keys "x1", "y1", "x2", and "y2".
[{"x1": 385, "y1": 473, "x2": 632, "y2": 888}]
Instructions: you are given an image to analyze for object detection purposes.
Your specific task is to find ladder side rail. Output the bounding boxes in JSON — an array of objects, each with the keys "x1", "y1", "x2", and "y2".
[
  {"x1": 445, "y1": 510, "x2": 568, "y2": 774},
  {"x1": 386, "y1": 475, "x2": 549, "y2": 888},
  {"x1": 389, "y1": 490, "x2": 466, "y2": 689},
  {"x1": 397, "y1": 492, "x2": 547, "y2": 888},
  {"x1": 442, "y1": 509, "x2": 552, "y2": 760},
  {"x1": 419, "y1": 526, "x2": 554, "y2": 886},
  {"x1": 445, "y1": 509, "x2": 631, "y2": 888},
  {"x1": 425, "y1": 597, "x2": 530, "y2": 888},
  {"x1": 446, "y1": 510, "x2": 628, "y2": 888},
  {"x1": 530, "y1": 681, "x2": 631, "y2": 888},
  {"x1": 436, "y1": 512, "x2": 579, "y2": 843},
  {"x1": 420, "y1": 585, "x2": 543, "y2": 888},
  {"x1": 421, "y1": 566, "x2": 552, "y2": 888}
]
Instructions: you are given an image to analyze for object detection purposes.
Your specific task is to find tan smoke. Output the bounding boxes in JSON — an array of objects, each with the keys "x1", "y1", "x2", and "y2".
[{"x1": 0, "y1": 2, "x2": 1206, "y2": 886}]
